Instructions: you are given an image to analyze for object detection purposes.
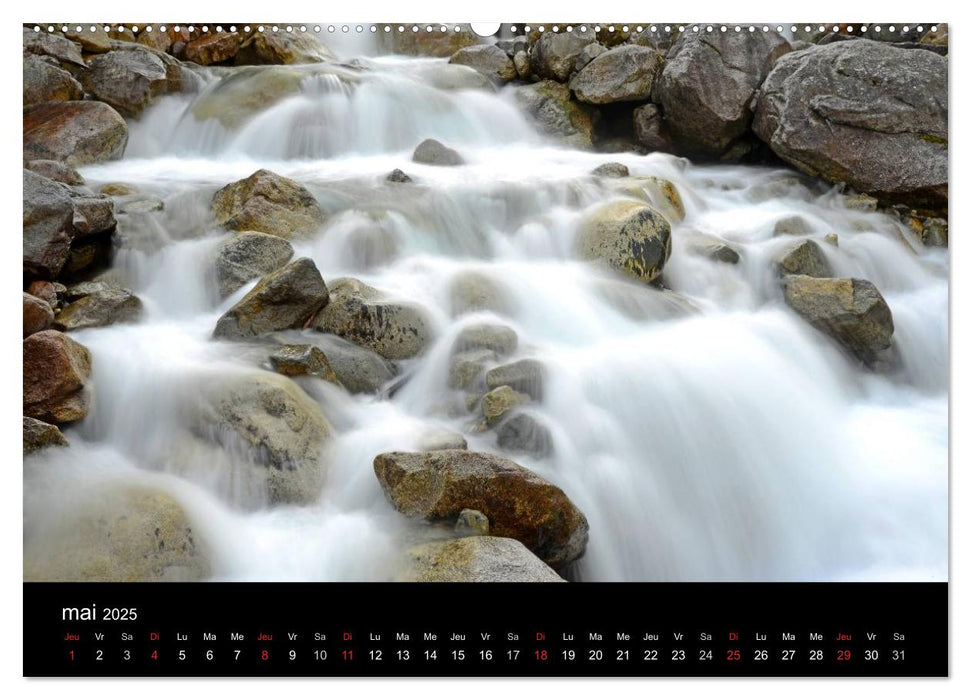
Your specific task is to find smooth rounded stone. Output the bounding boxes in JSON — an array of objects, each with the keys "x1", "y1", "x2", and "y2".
[
  {"x1": 418, "y1": 428, "x2": 468, "y2": 452},
  {"x1": 23, "y1": 416, "x2": 68, "y2": 455},
  {"x1": 79, "y1": 49, "x2": 169, "y2": 117},
  {"x1": 570, "y1": 45, "x2": 663, "y2": 104},
  {"x1": 23, "y1": 293, "x2": 54, "y2": 337},
  {"x1": 481, "y1": 385, "x2": 530, "y2": 427},
  {"x1": 782, "y1": 275, "x2": 894, "y2": 366},
  {"x1": 455, "y1": 509, "x2": 490, "y2": 536},
  {"x1": 632, "y1": 103, "x2": 676, "y2": 152},
  {"x1": 485, "y1": 359, "x2": 545, "y2": 400},
  {"x1": 311, "y1": 278, "x2": 432, "y2": 360},
  {"x1": 197, "y1": 372, "x2": 330, "y2": 504},
  {"x1": 23, "y1": 330, "x2": 92, "y2": 424},
  {"x1": 23, "y1": 29, "x2": 85, "y2": 68},
  {"x1": 100, "y1": 182, "x2": 139, "y2": 196},
  {"x1": 236, "y1": 30, "x2": 333, "y2": 65},
  {"x1": 191, "y1": 66, "x2": 306, "y2": 128},
  {"x1": 656, "y1": 31, "x2": 791, "y2": 155},
  {"x1": 67, "y1": 190, "x2": 116, "y2": 237},
  {"x1": 54, "y1": 288, "x2": 143, "y2": 331},
  {"x1": 401, "y1": 536, "x2": 564, "y2": 583},
  {"x1": 269, "y1": 344, "x2": 340, "y2": 385},
  {"x1": 775, "y1": 240, "x2": 833, "y2": 278},
  {"x1": 753, "y1": 40, "x2": 947, "y2": 213},
  {"x1": 448, "y1": 349, "x2": 497, "y2": 391},
  {"x1": 308, "y1": 334, "x2": 397, "y2": 394},
  {"x1": 682, "y1": 232, "x2": 741, "y2": 264},
  {"x1": 23, "y1": 54, "x2": 83, "y2": 107},
  {"x1": 214, "y1": 258, "x2": 329, "y2": 340},
  {"x1": 592, "y1": 162, "x2": 630, "y2": 178},
  {"x1": 386, "y1": 168, "x2": 413, "y2": 183},
  {"x1": 773, "y1": 215, "x2": 813, "y2": 236},
  {"x1": 373, "y1": 450, "x2": 589, "y2": 568},
  {"x1": 824, "y1": 233, "x2": 840, "y2": 247},
  {"x1": 26, "y1": 160, "x2": 85, "y2": 186},
  {"x1": 212, "y1": 169, "x2": 326, "y2": 239},
  {"x1": 27, "y1": 280, "x2": 65, "y2": 308},
  {"x1": 616, "y1": 176, "x2": 686, "y2": 222},
  {"x1": 574, "y1": 42, "x2": 607, "y2": 72},
  {"x1": 532, "y1": 28, "x2": 597, "y2": 81},
  {"x1": 412, "y1": 139, "x2": 464, "y2": 166},
  {"x1": 497, "y1": 412, "x2": 554, "y2": 459},
  {"x1": 215, "y1": 231, "x2": 295, "y2": 298},
  {"x1": 452, "y1": 323, "x2": 518, "y2": 357},
  {"x1": 383, "y1": 26, "x2": 478, "y2": 58},
  {"x1": 184, "y1": 32, "x2": 240, "y2": 65},
  {"x1": 448, "y1": 270, "x2": 512, "y2": 316},
  {"x1": 577, "y1": 200, "x2": 673, "y2": 284},
  {"x1": 23, "y1": 170, "x2": 75, "y2": 279},
  {"x1": 448, "y1": 44, "x2": 516, "y2": 83},
  {"x1": 23, "y1": 486, "x2": 209, "y2": 582},
  {"x1": 514, "y1": 80, "x2": 597, "y2": 149},
  {"x1": 23, "y1": 101, "x2": 129, "y2": 166}
]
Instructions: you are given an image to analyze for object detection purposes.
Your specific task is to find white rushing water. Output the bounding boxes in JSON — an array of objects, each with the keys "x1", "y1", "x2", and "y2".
[{"x1": 24, "y1": 55, "x2": 948, "y2": 583}]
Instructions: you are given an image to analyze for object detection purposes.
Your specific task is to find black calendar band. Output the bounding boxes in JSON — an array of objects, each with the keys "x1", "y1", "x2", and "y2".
[{"x1": 24, "y1": 582, "x2": 947, "y2": 677}]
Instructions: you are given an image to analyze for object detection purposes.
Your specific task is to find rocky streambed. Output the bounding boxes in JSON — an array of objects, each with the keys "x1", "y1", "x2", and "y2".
[{"x1": 23, "y1": 24, "x2": 947, "y2": 583}]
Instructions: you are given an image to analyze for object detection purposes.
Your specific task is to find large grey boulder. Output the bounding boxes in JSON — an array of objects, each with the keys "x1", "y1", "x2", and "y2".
[
  {"x1": 448, "y1": 44, "x2": 516, "y2": 83},
  {"x1": 412, "y1": 139, "x2": 464, "y2": 166},
  {"x1": 570, "y1": 45, "x2": 663, "y2": 104},
  {"x1": 753, "y1": 40, "x2": 947, "y2": 213},
  {"x1": 212, "y1": 170, "x2": 326, "y2": 239},
  {"x1": 656, "y1": 30, "x2": 791, "y2": 155},
  {"x1": 309, "y1": 335, "x2": 397, "y2": 394},
  {"x1": 576, "y1": 200, "x2": 673, "y2": 284},
  {"x1": 54, "y1": 287, "x2": 143, "y2": 331},
  {"x1": 532, "y1": 28, "x2": 597, "y2": 81},
  {"x1": 23, "y1": 54, "x2": 83, "y2": 107},
  {"x1": 23, "y1": 101, "x2": 129, "y2": 166},
  {"x1": 775, "y1": 240, "x2": 833, "y2": 278},
  {"x1": 23, "y1": 170, "x2": 75, "y2": 279},
  {"x1": 215, "y1": 231, "x2": 295, "y2": 298},
  {"x1": 514, "y1": 80, "x2": 597, "y2": 149},
  {"x1": 80, "y1": 49, "x2": 169, "y2": 117},
  {"x1": 402, "y1": 536, "x2": 565, "y2": 582}
]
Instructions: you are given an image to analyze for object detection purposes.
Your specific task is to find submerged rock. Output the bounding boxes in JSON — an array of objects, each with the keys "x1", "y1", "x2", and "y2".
[
  {"x1": 481, "y1": 385, "x2": 530, "y2": 427},
  {"x1": 448, "y1": 270, "x2": 512, "y2": 316},
  {"x1": 570, "y1": 45, "x2": 663, "y2": 104},
  {"x1": 412, "y1": 138, "x2": 464, "y2": 166},
  {"x1": 23, "y1": 101, "x2": 128, "y2": 166},
  {"x1": 449, "y1": 44, "x2": 516, "y2": 83},
  {"x1": 448, "y1": 349, "x2": 496, "y2": 391},
  {"x1": 514, "y1": 80, "x2": 597, "y2": 149},
  {"x1": 402, "y1": 537, "x2": 564, "y2": 582},
  {"x1": 214, "y1": 258, "x2": 329, "y2": 339},
  {"x1": 452, "y1": 323, "x2": 518, "y2": 357},
  {"x1": 773, "y1": 215, "x2": 813, "y2": 236},
  {"x1": 681, "y1": 231, "x2": 741, "y2": 264},
  {"x1": 312, "y1": 278, "x2": 432, "y2": 360},
  {"x1": 212, "y1": 169, "x2": 326, "y2": 239},
  {"x1": 215, "y1": 231, "x2": 295, "y2": 298},
  {"x1": 54, "y1": 287, "x2": 143, "y2": 331},
  {"x1": 775, "y1": 240, "x2": 833, "y2": 278},
  {"x1": 23, "y1": 416, "x2": 69, "y2": 454},
  {"x1": 782, "y1": 275, "x2": 894, "y2": 366},
  {"x1": 308, "y1": 335, "x2": 398, "y2": 394},
  {"x1": 373, "y1": 450, "x2": 589, "y2": 568},
  {"x1": 485, "y1": 359, "x2": 545, "y2": 400},
  {"x1": 269, "y1": 344, "x2": 340, "y2": 385},
  {"x1": 592, "y1": 162, "x2": 630, "y2": 178},
  {"x1": 418, "y1": 428, "x2": 468, "y2": 451},
  {"x1": 496, "y1": 412, "x2": 554, "y2": 459},
  {"x1": 577, "y1": 200, "x2": 672, "y2": 284},
  {"x1": 23, "y1": 330, "x2": 92, "y2": 424}
]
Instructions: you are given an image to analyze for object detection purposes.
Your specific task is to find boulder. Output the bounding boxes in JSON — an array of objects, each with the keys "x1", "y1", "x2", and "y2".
[
  {"x1": 269, "y1": 344, "x2": 340, "y2": 385},
  {"x1": 25, "y1": 160, "x2": 84, "y2": 186},
  {"x1": 136, "y1": 30, "x2": 173, "y2": 53},
  {"x1": 574, "y1": 42, "x2": 607, "y2": 72},
  {"x1": 514, "y1": 80, "x2": 597, "y2": 149},
  {"x1": 449, "y1": 44, "x2": 516, "y2": 83},
  {"x1": 54, "y1": 288, "x2": 143, "y2": 331},
  {"x1": 412, "y1": 139, "x2": 464, "y2": 166},
  {"x1": 23, "y1": 416, "x2": 69, "y2": 454},
  {"x1": 235, "y1": 30, "x2": 333, "y2": 65},
  {"x1": 23, "y1": 101, "x2": 128, "y2": 166},
  {"x1": 448, "y1": 349, "x2": 496, "y2": 391},
  {"x1": 63, "y1": 28, "x2": 112, "y2": 53},
  {"x1": 213, "y1": 258, "x2": 329, "y2": 339},
  {"x1": 577, "y1": 200, "x2": 672, "y2": 284},
  {"x1": 23, "y1": 293, "x2": 55, "y2": 337},
  {"x1": 67, "y1": 190, "x2": 116, "y2": 237},
  {"x1": 753, "y1": 40, "x2": 947, "y2": 213},
  {"x1": 23, "y1": 170, "x2": 75, "y2": 279},
  {"x1": 191, "y1": 66, "x2": 305, "y2": 128},
  {"x1": 23, "y1": 330, "x2": 91, "y2": 424},
  {"x1": 454, "y1": 509, "x2": 490, "y2": 536},
  {"x1": 23, "y1": 486, "x2": 209, "y2": 582},
  {"x1": 27, "y1": 280, "x2": 65, "y2": 307},
  {"x1": 312, "y1": 278, "x2": 432, "y2": 360},
  {"x1": 632, "y1": 103, "x2": 677, "y2": 152},
  {"x1": 184, "y1": 32, "x2": 239, "y2": 65},
  {"x1": 373, "y1": 450, "x2": 589, "y2": 568},
  {"x1": 592, "y1": 162, "x2": 630, "y2": 178},
  {"x1": 215, "y1": 231, "x2": 295, "y2": 297},
  {"x1": 497, "y1": 412, "x2": 554, "y2": 458},
  {"x1": 481, "y1": 385, "x2": 530, "y2": 426},
  {"x1": 23, "y1": 29, "x2": 85, "y2": 68},
  {"x1": 448, "y1": 270, "x2": 512, "y2": 316},
  {"x1": 532, "y1": 28, "x2": 597, "y2": 81},
  {"x1": 402, "y1": 536, "x2": 564, "y2": 582},
  {"x1": 452, "y1": 323, "x2": 518, "y2": 357},
  {"x1": 385, "y1": 27, "x2": 478, "y2": 58},
  {"x1": 198, "y1": 372, "x2": 330, "y2": 504},
  {"x1": 656, "y1": 31, "x2": 791, "y2": 155},
  {"x1": 386, "y1": 168, "x2": 412, "y2": 183},
  {"x1": 773, "y1": 215, "x2": 813, "y2": 236},
  {"x1": 782, "y1": 275, "x2": 894, "y2": 365},
  {"x1": 775, "y1": 240, "x2": 833, "y2": 278},
  {"x1": 212, "y1": 169, "x2": 326, "y2": 239},
  {"x1": 80, "y1": 49, "x2": 169, "y2": 117},
  {"x1": 485, "y1": 359, "x2": 545, "y2": 400},
  {"x1": 308, "y1": 335, "x2": 397, "y2": 394},
  {"x1": 23, "y1": 54, "x2": 83, "y2": 107},
  {"x1": 570, "y1": 45, "x2": 663, "y2": 104}
]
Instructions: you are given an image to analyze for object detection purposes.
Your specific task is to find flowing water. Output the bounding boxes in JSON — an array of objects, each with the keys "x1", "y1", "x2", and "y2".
[{"x1": 24, "y1": 51, "x2": 948, "y2": 583}]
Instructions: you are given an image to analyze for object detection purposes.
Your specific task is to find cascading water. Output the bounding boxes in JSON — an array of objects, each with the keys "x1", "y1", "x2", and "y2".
[{"x1": 24, "y1": 49, "x2": 947, "y2": 583}]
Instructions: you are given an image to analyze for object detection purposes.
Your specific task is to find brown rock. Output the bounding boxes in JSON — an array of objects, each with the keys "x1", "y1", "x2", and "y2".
[
  {"x1": 235, "y1": 30, "x2": 333, "y2": 65},
  {"x1": 23, "y1": 416, "x2": 69, "y2": 454},
  {"x1": 23, "y1": 101, "x2": 128, "y2": 166},
  {"x1": 23, "y1": 55, "x2": 83, "y2": 107},
  {"x1": 212, "y1": 169, "x2": 326, "y2": 239},
  {"x1": 54, "y1": 288, "x2": 143, "y2": 331},
  {"x1": 23, "y1": 330, "x2": 92, "y2": 424},
  {"x1": 185, "y1": 32, "x2": 240, "y2": 65},
  {"x1": 25, "y1": 160, "x2": 85, "y2": 186},
  {"x1": 23, "y1": 293, "x2": 54, "y2": 337},
  {"x1": 80, "y1": 49, "x2": 169, "y2": 117},
  {"x1": 23, "y1": 169, "x2": 75, "y2": 279}
]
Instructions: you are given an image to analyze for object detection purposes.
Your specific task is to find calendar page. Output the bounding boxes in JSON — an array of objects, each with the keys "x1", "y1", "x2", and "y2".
[{"x1": 22, "y1": 17, "x2": 948, "y2": 678}]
